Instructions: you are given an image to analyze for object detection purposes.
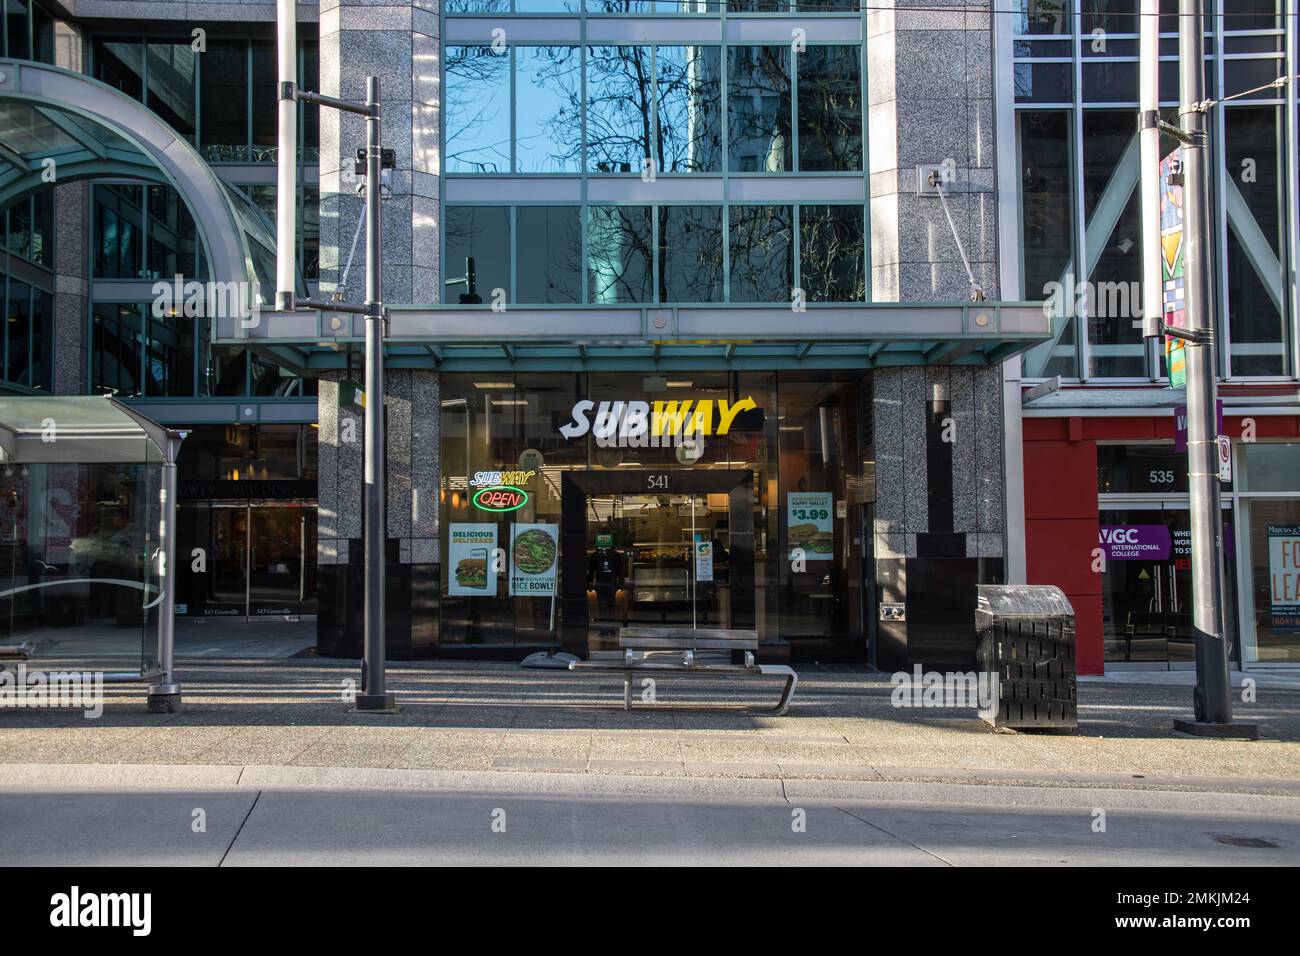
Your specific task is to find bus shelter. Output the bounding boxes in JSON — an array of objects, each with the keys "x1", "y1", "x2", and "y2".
[{"x1": 0, "y1": 396, "x2": 184, "y2": 711}]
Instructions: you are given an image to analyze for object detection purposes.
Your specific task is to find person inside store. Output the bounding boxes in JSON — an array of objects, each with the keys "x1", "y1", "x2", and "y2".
[{"x1": 588, "y1": 534, "x2": 625, "y2": 623}]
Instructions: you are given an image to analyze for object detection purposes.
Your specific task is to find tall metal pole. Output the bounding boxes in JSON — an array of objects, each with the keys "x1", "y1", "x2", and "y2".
[
  {"x1": 147, "y1": 433, "x2": 184, "y2": 713},
  {"x1": 1172, "y1": 0, "x2": 1253, "y2": 737},
  {"x1": 274, "y1": 0, "x2": 297, "y2": 313},
  {"x1": 357, "y1": 75, "x2": 394, "y2": 711}
]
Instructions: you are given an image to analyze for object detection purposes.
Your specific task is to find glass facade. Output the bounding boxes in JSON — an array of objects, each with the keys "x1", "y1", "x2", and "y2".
[
  {"x1": 1014, "y1": 0, "x2": 1297, "y2": 380},
  {"x1": 437, "y1": 371, "x2": 871, "y2": 653},
  {"x1": 91, "y1": 33, "x2": 319, "y2": 163},
  {"x1": 444, "y1": 203, "x2": 863, "y2": 304}
]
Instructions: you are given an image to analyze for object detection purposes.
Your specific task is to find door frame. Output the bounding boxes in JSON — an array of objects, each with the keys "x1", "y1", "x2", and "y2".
[{"x1": 560, "y1": 469, "x2": 754, "y2": 658}]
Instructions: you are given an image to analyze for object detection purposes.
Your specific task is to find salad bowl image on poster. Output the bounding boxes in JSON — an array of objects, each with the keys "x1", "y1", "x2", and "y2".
[
  {"x1": 510, "y1": 524, "x2": 559, "y2": 596},
  {"x1": 449, "y1": 523, "x2": 498, "y2": 596}
]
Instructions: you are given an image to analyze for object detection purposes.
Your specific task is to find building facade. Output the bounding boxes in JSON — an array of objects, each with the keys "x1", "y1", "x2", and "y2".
[{"x1": 1, "y1": 1, "x2": 1296, "y2": 674}]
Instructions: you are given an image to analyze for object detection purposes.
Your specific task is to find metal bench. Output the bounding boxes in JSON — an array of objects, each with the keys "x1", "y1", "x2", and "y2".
[
  {"x1": 569, "y1": 627, "x2": 798, "y2": 716},
  {"x1": 0, "y1": 641, "x2": 35, "y2": 663}
]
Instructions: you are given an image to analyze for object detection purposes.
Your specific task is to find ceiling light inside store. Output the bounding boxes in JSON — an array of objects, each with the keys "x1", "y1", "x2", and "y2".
[
  {"x1": 474, "y1": 381, "x2": 513, "y2": 389},
  {"x1": 491, "y1": 399, "x2": 528, "y2": 406},
  {"x1": 666, "y1": 381, "x2": 693, "y2": 388}
]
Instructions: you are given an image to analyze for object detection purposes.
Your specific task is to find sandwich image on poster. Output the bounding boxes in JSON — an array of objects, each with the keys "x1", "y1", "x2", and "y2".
[
  {"x1": 787, "y1": 492, "x2": 833, "y2": 561},
  {"x1": 510, "y1": 523, "x2": 559, "y2": 596},
  {"x1": 449, "y1": 523, "x2": 498, "y2": 596}
]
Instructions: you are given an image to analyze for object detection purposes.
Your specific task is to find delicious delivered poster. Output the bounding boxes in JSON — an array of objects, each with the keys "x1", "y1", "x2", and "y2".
[{"x1": 449, "y1": 523, "x2": 498, "y2": 596}]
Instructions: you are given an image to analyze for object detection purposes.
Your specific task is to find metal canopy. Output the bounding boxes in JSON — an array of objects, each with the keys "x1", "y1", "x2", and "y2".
[
  {"x1": 0, "y1": 396, "x2": 183, "y2": 464},
  {"x1": 217, "y1": 301, "x2": 1052, "y2": 373},
  {"x1": 0, "y1": 58, "x2": 297, "y2": 305}
]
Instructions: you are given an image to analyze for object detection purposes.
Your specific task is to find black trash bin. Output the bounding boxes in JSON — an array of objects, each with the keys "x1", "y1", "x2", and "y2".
[{"x1": 976, "y1": 585, "x2": 1077, "y2": 731}]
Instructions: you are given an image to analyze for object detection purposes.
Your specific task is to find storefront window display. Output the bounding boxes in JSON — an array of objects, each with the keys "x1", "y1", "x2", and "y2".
[
  {"x1": 437, "y1": 370, "x2": 871, "y2": 657},
  {"x1": 1237, "y1": 443, "x2": 1300, "y2": 663}
]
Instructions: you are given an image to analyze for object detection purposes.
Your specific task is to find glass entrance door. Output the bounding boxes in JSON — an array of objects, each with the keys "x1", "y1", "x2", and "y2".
[
  {"x1": 586, "y1": 491, "x2": 732, "y2": 644},
  {"x1": 1100, "y1": 502, "x2": 1237, "y2": 665},
  {"x1": 181, "y1": 500, "x2": 317, "y2": 619}
]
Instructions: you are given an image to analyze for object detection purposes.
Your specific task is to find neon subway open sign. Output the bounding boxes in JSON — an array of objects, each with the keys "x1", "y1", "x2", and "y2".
[{"x1": 472, "y1": 485, "x2": 529, "y2": 512}]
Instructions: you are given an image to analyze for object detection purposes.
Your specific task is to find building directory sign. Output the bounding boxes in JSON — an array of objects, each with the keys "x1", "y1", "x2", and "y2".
[
  {"x1": 448, "y1": 523, "x2": 498, "y2": 596},
  {"x1": 788, "y1": 492, "x2": 833, "y2": 561},
  {"x1": 509, "y1": 523, "x2": 559, "y2": 596},
  {"x1": 1267, "y1": 524, "x2": 1300, "y2": 633}
]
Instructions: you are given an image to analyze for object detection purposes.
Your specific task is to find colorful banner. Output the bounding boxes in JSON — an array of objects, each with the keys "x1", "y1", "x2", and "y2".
[
  {"x1": 509, "y1": 523, "x2": 559, "y2": 596},
  {"x1": 448, "y1": 523, "x2": 498, "y2": 596},
  {"x1": 1160, "y1": 149, "x2": 1186, "y2": 387},
  {"x1": 788, "y1": 492, "x2": 833, "y2": 561},
  {"x1": 1267, "y1": 524, "x2": 1300, "y2": 633}
]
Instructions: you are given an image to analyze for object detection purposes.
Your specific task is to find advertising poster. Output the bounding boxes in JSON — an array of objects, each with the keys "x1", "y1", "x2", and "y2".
[
  {"x1": 509, "y1": 523, "x2": 559, "y2": 596},
  {"x1": 1268, "y1": 524, "x2": 1300, "y2": 633},
  {"x1": 788, "y1": 492, "x2": 833, "y2": 561},
  {"x1": 694, "y1": 534, "x2": 714, "y2": 582},
  {"x1": 448, "y1": 523, "x2": 498, "y2": 596}
]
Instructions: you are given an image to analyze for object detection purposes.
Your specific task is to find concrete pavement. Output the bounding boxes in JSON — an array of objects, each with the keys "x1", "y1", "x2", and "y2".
[
  {"x1": 3, "y1": 657, "x2": 1299, "y2": 786},
  {"x1": 1, "y1": 763, "x2": 1297, "y2": 866}
]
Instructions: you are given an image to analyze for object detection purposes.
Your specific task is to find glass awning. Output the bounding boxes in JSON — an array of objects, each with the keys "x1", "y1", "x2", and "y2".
[
  {"x1": 0, "y1": 58, "x2": 299, "y2": 306},
  {"x1": 0, "y1": 396, "x2": 183, "y2": 464}
]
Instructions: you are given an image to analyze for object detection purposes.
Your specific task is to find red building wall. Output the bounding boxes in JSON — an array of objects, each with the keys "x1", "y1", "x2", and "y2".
[{"x1": 1022, "y1": 407, "x2": 1300, "y2": 675}]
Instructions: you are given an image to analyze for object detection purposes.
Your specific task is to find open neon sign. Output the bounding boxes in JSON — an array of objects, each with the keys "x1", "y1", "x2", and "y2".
[{"x1": 472, "y1": 485, "x2": 528, "y2": 512}]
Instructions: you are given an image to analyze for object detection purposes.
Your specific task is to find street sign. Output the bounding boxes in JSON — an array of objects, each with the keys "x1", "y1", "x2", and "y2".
[{"x1": 1217, "y1": 435, "x2": 1232, "y2": 483}]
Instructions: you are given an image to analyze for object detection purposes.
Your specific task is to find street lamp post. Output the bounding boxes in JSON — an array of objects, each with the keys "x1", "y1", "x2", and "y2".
[
  {"x1": 1139, "y1": 0, "x2": 1256, "y2": 738},
  {"x1": 275, "y1": 1, "x2": 395, "y2": 711}
]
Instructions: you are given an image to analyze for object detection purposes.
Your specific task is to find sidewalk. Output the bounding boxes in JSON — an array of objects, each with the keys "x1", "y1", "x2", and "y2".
[{"x1": 2, "y1": 657, "x2": 1298, "y2": 790}]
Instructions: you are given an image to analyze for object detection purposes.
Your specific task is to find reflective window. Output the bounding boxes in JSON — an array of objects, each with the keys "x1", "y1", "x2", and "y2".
[
  {"x1": 147, "y1": 42, "x2": 197, "y2": 144},
  {"x1": 1224, "y1": 106, "x2": 1287, "y2": 377},
  {"x1": 587, "y1": 46, "x2": 654, "y2": 174},
  {"x1": 1082, "y1": 110, "x2": 1145, "y2": 378},
  {"x1": 93, "y1": 39, "x2": 144, "y2": 99},
  {"x1": 94, "y1": 185, "x2": 144, "y2": 279},
  {"x1": 800, "y1": 205, "x2": 865, "y2": 302},
  {"x1": 587, "y1": 205, "x2": 652, "y2": 303},
  {"x1": 728, "y1": 46, "x2": 792, "y2": 173},
  {"x1": 516, "y1": 47, "x2": 582, "y2": 173},
  {"x1": 5, "y1": 279, "x2": 29, "y2": 384},
  {"x1": 93, "y1": 303, "x2": 144, "y2": 397},
  {"x1": 729, "y1": 205, "x2": 792, "y2": 303},
  {"x1": 796, "y1": 45, "x2": 861, "y2": 172},
  {"x1": 200, "y1": 42, "x2": 249, "y2": 161},
  {"x1": 445, "y1": 206, "x2": 510, "y2": 304},
  {"x1": 1018, "y1": 111, "x2": 1077, "y2": 378},
  {"x1": 516, "y1": 206, "x2": 582, "y2": 303},
  {"x1": 655, "y1": 46, "x2": 723, "y2": 173},
  {"x1": 658, "y1": 205, "x2": 723, "y2": 302},
  {"x1": 445, "y1": 46, "x2": 511, "y2": 173}
]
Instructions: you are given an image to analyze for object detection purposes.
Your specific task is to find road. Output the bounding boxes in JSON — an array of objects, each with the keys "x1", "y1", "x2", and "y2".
[{"x1": 2, "y1": 764, "x2": 1297, "y2": 866}]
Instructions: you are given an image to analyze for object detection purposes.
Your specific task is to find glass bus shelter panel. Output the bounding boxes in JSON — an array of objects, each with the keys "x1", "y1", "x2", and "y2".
[{"x1": 0, "y1": 460, "x2": 160, "y2": 675}]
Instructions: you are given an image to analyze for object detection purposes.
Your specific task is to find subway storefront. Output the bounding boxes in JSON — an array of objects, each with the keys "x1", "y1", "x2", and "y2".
[{"x1": 436, "y1": 370, "x2": 872, "y2": 661}]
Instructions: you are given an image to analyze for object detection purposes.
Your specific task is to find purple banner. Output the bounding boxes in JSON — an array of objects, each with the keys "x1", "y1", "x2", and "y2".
[
  {"x1": 1099, "y1": 525, "x2": 1172, "y2": 561},
  {"x1": 1173, "y1": 400, "x2": 1225, "y2": 453}
]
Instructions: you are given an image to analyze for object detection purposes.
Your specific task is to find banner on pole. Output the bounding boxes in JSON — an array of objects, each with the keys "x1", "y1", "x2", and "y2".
[{"x1": 1160, "y1": 149, "x2": 1187, "y2": 387}]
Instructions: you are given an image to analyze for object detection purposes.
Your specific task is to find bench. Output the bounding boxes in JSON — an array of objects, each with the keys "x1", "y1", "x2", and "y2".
[
  {"x1": 0, "y1": 641, "x2": 34, "y2": 662},
  {"x1": 569, "y1": 627, "x2": 798, "y2": 716}
]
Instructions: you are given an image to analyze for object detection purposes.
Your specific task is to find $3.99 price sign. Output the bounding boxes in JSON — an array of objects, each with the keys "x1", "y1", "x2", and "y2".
[{"x1": 787, "y1": 492, "x2": 833, "y2": 561}]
